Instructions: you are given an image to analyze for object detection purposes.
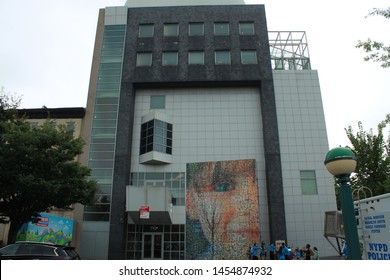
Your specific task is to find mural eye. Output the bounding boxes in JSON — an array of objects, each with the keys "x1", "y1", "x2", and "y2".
[{"x1": 214, "y1": 182, "x2": 234, "y2": 192}]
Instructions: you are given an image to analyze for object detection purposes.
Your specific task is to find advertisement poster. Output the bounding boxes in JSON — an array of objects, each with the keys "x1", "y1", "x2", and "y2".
[{"x1": 16, "y1": 213, "x2": 74, "y2": 245}]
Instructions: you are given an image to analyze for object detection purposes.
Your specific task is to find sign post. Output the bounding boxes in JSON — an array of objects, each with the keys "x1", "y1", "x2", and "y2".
[{"x1": 137, "y1": 206, "x2": 150, "y2": 259}]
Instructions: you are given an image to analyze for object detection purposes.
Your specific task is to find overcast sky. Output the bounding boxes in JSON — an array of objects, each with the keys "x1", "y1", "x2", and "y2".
[{"x1": 0, "y1": 0, "x2": 389, "y2": 149}]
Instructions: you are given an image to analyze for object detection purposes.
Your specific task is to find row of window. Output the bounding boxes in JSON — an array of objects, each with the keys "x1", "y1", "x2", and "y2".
[
  {"x1": 136, "y1": 50, "x2": 257, "y2": 66},
  {"x1": 139, "y1": 22, "x2": 255, "y2": 38}
]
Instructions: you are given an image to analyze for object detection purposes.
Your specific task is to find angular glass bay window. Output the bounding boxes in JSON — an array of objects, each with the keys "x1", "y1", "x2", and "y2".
[{"x1": 140, "y1": 119, "x2": 173, "y2": 155}]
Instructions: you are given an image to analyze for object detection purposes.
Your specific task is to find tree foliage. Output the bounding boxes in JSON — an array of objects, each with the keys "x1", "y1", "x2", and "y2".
[
  {"x1": 345, "y1": 114, "x2": 390, "y2": 198},
  {"x1": 0, "y1": 89, "x2": 97, "y2": 243},
  {"x1": 356, "y1": 7, "x2": 390, "y2": 68}
]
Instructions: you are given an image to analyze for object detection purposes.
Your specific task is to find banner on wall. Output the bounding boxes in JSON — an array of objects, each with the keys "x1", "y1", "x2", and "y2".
[{"x1": 16, "y1": 213, "x2": 74, "y2": 246}]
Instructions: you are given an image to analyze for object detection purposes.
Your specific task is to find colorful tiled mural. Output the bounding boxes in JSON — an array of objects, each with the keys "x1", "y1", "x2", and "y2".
[{"x1": 186, "y1": 159, "x2": 260, "y2": 259}]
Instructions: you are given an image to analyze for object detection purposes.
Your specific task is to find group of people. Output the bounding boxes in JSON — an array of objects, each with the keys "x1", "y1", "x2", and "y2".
[{"x1": 247, "y1": 241, "x2": 319, "y2": 260}]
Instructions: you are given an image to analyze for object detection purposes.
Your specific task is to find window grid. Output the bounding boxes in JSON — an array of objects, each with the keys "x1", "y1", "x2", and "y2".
[{"x1": 140, "y1": 119, "x2": 173, "y2": 155}]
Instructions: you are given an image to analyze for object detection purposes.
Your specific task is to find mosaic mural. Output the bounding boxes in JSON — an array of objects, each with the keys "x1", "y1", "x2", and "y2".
[{"x1": 186, "y1": 159, "x2": 260, "y2": 259}]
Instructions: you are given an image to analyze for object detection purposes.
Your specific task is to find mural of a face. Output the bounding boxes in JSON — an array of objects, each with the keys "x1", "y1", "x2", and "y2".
[{"x1": 186, "y1": 159, "x2": 260, "y2": 259}]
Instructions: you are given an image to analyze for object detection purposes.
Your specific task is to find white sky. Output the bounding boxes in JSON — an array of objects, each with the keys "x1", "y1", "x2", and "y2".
[{"x1": 0, "y1": 0, "x2": 389, "y2": 149}]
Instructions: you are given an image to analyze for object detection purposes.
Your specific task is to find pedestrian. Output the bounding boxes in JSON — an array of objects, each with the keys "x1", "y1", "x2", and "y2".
[
  {"x1": 269, "y1": 243, "x2": 275, "y2": 260},
  {"x1": 251, "y1": 243, "x2": 259, "y2": 260},
  {"x1": 282, "y1": 242, "x2": 291, "y2": 260},
  {"x1": 247, "y1": 246, "x2": 253, "y2": 260},
  {"x1": 277, "y1": 245, "x2": 285, "y2": 260},
  {"x1": 304, "y1": 244, "x2": 314, "y2": 260},
  {"x1": 260, "y1": 245, "x2": 267, "y2": 260},
  {"x1": 342, "y1": 241, "x2": 348, "y2": 259},
  {"x1": 313, "y1": 246, "x2": 319, "y2": 260}
]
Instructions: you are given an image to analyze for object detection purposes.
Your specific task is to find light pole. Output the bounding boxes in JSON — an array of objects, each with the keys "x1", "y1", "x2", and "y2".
[{"x1": 324, "y1": 147, "x2": 361, "y2": 260}]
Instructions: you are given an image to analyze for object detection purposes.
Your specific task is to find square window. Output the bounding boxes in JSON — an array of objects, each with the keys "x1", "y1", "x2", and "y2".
[
  {"x1": 139, "y1": 24, "x2": 154, "y2": 37},
  {"x1": 214, "y1": 22, "x2": 229, "y2": 36},
  {"x1": 188, "y1": 51, "x2": 204, "y2": 65},
  {"x1": 189, "y1": 23, "x2": 204, "y2": 36},
  {"x1": 239, "y1": 22, "x2": 255, "y2": 35},
  {"x1": 162, "y1": 52, "x2": 178, "y2": 66},
  {"x1": 151, "y1": 96, "x2": 165, "y2": 109},
  {"x1": 164, "y1": 23, "x2": 179, "y2": 37},
  {"x1": 241, "y1": 50, "x2": 257, "y2": 64},
  {"x1": 136, "y1": 52, "x2": 152, "y2": 66},
  {"x1": 215, "y1": 50, "x2": 231, "y2": 65}
]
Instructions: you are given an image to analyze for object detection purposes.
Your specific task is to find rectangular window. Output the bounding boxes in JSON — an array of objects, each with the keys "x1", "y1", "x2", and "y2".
[
  {"x1": 241, "y1": 50, "x2": 258, "y2": 64},
  {"x1": 188, "y1": 51, "x2": 204, "y2": 65},
  {"x1": 139, "y1": 24, "x2": 154, "y2": 37},
  {"x1": 151, "y1": 96, "x2": 165, "y2": 109},
  {"x1": 162, "y1": 52, "x2": 178, "y2": 66},
  {"x1": 164, "y1": 23, "x2": 179, "y2": 37},
  {"x1": 300, "y1": 170, "x2": 318, "y2": 195},
  {"x1": 66, "y1": 122, "x2": 75, "y2": 135},
  {"x1": 136, "y1": 52, "x2": 152, "y2": 66},
  {"x1": 239, "y1": 22, "x2": 255, "y2": 35},
  {"x1": 189, "y1": 23, "x2": 204, "y2": 36},
  {"x1": 214, "y1": 22, "x2": 229, "y2": 36},
  {"x1": 215, "y1": 50, "x2": 231, "y2": 65}
]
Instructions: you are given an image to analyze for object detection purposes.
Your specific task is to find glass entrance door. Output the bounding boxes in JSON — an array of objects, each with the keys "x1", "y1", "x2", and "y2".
[{"x1": 142, "y1": 233, "x2": 162, "y2": 259}]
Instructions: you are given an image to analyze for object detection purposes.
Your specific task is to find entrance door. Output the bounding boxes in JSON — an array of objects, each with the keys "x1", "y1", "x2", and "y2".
[{"x1": 142, "y1": 233, "x2": 162, "y2": 259}]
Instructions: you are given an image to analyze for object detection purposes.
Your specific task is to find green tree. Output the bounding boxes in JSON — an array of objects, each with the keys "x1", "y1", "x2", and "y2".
[
  {"x1": 356, "y1": 7, "x2": 390, "y2": 68},
  {"x1": 345, "y1": 114, "x2": 390, "y2": 198},
  {"x1": 0, "y1": 90, "x2": 97, "y2": 244}
]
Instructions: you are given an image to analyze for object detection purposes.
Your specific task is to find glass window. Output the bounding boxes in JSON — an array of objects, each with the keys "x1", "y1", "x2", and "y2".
[
  {"x1": 66, "y1": 122, "x2": 75, "y2": 135},
  {"x1": 162, "y1": 52, "x2": 178, "y2": 66},
  {"x1": 164, "y1": 23, "x2": 179, "y2": 37},
  {"x1": 151, "y1": 96, "x2": 165, "y2": 109},
  {"x1": 188, "y1": 51, "x2": 204, "y2": 65},
  {"x1": 140, "y1": 119, "x2": 173, "y2": 155},
  {"x1": 239, "y1": 22, "x2": 255, "y2": 35},
  {"x1": 136, "y1": 52, "x2": 152, "y2": 66},
  {"x1": 241, "y1": 50, "x2": 258, "y2": 64},
  {"x1": 215, "y1": 50, "x2": 231, "y2": 65},
  {"x1": 300, "y1": 170, "x2": 318, "y2": 195},
  {"x1": 139, "y1": 24, "x2": 154, "y2": 37},
  {"x1": 189, "y1": 23, "x2": 204, "y2": 36},
  {"x1": 214, "y1": 22, "x2": 229, "y2": 36}
]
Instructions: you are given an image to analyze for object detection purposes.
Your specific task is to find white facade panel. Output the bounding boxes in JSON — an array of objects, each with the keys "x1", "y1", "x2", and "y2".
[
  {"x1": 273, "y1": 70, "x2": 338, "y2": 257},
  {"x1": 131, "y1": 87, "x2": 270, "y2": 241}
]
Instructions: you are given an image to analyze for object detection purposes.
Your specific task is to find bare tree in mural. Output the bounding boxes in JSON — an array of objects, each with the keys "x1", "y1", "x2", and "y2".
[{"x1": 194, "y1": 191, "x2": 226, "y2": 260}]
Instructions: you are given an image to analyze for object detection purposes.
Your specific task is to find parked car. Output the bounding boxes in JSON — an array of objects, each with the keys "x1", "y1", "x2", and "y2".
[{"x1": 0, "y1": 241, "x2": 81, "y2": 260}]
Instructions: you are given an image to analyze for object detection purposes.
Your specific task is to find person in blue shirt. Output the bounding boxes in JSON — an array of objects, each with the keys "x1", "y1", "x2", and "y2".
[
  {"x1": 342, "y1": 242, "x2": 348, "y2": 259},
  {"x1": 277, "y1": 246, "x2": 285, "y2": 260},
  {"x1": 269, "y1": 243, "x2": 275, "y2": 260},
  {"x1": 251, "y1": 243, "x2": 259, "y2": 260},
  {"x1": 282, "y1": 242, "x2": 291, "y2": 260}
]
